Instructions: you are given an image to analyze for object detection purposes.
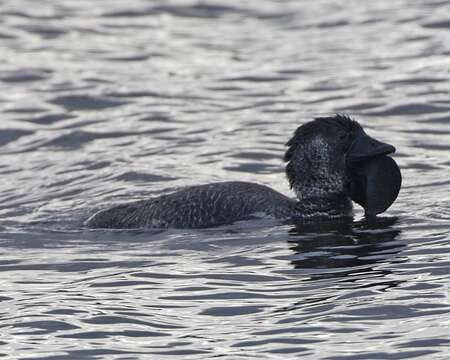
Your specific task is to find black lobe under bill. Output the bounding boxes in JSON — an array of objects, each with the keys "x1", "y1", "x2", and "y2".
[{"x1": 349, "y1": 155, "x2": 402, "y2": 217}]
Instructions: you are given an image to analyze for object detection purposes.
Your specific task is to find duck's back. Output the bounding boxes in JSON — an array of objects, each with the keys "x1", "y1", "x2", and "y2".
[{"x1": 85, "y1": 181, "x2": 296, "y2": 229}]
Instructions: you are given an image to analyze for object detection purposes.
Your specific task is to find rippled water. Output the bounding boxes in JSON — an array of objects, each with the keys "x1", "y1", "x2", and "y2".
[{"x1": 1, "y1": 0, "x2": 450, "y2": 358}]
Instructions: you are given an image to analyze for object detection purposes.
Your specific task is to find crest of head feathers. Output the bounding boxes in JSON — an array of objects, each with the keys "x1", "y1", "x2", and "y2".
[
  {"x1": 284, "y1": 114, "x2": 360, "y2": 163},
  {"x1": 283, "y1": 114, "x2": 361, "y2": 189}
]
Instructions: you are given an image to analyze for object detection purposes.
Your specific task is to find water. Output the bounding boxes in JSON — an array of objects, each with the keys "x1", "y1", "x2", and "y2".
[{"x1": 1, "y1": 0, "x2": 450, "y2": 358}]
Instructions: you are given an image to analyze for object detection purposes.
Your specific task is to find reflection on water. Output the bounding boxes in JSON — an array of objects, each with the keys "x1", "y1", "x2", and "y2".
[
  {"x1": 288, "y1": 217, "x2": 404, "y2": 275},
  {"x1": 0, "y1": 0, "x2": 450, "y2": 358}
]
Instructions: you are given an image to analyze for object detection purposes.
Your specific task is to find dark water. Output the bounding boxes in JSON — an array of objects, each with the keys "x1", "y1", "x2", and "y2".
[{"x1": 1, "y1": 0, "x2": 450, "y2": 359}]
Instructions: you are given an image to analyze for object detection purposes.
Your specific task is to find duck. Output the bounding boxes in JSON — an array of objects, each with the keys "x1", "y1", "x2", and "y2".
[{"x1": 85, "y1": 115, "x2": 401, "y2": 229}]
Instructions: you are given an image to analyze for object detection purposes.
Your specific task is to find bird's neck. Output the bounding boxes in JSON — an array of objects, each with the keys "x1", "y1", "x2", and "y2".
[{"x1": 293, "y1": 193, "x2": 353, "y2": 219}]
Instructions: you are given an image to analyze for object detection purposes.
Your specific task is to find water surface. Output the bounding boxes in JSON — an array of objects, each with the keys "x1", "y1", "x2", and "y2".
[{"x1": 0, "y1": 0, "x2": 450, "y2": 359}]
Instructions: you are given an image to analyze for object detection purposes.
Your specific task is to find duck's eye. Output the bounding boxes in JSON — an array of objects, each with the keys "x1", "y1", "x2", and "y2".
[{"x1": 338, "y1": 131, "x2": 348, "y2": 140}]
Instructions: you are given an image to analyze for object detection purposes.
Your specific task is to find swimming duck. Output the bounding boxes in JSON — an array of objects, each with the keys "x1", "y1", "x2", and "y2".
[{"x1": 85, "y1": 115, "x2": 401, "y2": 229}]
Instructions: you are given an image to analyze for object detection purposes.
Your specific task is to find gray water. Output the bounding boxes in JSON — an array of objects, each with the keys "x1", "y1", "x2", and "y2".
[{"x1": 1, "y1": 0, "x2": 450, "y2": 359}]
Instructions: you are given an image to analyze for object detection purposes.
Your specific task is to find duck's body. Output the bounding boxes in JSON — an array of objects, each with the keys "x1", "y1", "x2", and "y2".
[
  {"x1": 85, "y1": 181, "x2": 353, "y2": 229},
  {"x1": 85, "y1": 115, "x2": 401, "y2": 229},
  {"x1": 86, "y1": 182, "x2": 294, "y2": 229}
]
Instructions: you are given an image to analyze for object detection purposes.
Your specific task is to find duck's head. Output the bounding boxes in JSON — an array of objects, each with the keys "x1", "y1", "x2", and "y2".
[{"x1": 284, "y1": 115, "x2": 401, "y2": 217}]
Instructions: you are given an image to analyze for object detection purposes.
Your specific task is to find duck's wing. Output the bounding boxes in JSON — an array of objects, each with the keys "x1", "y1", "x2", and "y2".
[{"x1": 85, "y1": 181, "x2": 295, "y2": 229}]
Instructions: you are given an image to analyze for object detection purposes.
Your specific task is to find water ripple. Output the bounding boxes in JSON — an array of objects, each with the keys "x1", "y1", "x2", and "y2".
[{"x1": 0, "y1": 0, "x2": 449, "y2": 359}]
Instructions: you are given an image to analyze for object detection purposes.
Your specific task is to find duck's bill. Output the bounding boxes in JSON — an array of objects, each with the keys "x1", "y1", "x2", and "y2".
[
  {"x1": 346, "y1": 129, "x2": 401, "y2": 216},
  {"x1": 346, "y1": 130, "x2": 396, "y2": 164},
  {"x1": 348, "y1": 155, "x2": 402, "y2": 217}
]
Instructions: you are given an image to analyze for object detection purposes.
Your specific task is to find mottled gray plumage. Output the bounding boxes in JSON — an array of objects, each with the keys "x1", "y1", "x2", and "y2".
[
  {"x1": 86, "y1": 182, "x2": 296, "y2": 229},
  {"x1": 86, "y1": 115, "x2": 395, "y2": 229},
  {"x1": 85, "y1": 181, "x2": 352, "y2": 229}
]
